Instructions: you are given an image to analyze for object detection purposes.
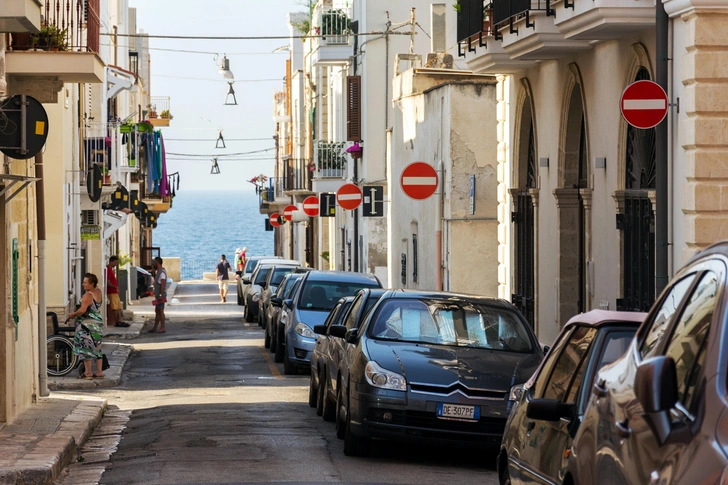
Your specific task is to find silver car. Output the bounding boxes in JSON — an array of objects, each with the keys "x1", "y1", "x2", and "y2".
[{"x1": 242, "y1": 258, "x2": 299, "y2": 323}]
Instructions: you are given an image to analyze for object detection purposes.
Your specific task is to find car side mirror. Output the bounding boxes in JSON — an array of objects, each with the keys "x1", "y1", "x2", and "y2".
[
  {"x1": 314, "y1": 324, "x2": 327, "y2": 335},
  {"x1": 271, "y1": 297, "x2": 282, "y2": 308},
  {"x1": 329, "y1": 325, "x2": 347, "y2": 339},
  {"x1": 242, "y1": 277, "x2": 251, "y2": 285},
  {"x1": 635, "y1": 355, "x2": 678, "y2": 444},
  {"x1": 345, "y1": 328, "x2": 359, "y2": 344},
  {"x1": 543, "y1": 345, "x2": 550, "y2": 354},
  {"x1": 283, "y1": 299, "x2": 293, "y2": 309},
  {"x1": 526, "y1": 399, "x2": 575, "y2": 422}
]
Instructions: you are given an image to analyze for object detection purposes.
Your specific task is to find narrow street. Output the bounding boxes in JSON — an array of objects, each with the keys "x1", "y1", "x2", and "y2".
[{"x1": 57, "y1": 282, "x2": 498, "y2": 485}]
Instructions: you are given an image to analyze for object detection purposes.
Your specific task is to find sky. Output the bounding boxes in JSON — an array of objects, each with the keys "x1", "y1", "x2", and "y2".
[{"x1": 128, "y1": 0, "x2": 303, "y2": 191}]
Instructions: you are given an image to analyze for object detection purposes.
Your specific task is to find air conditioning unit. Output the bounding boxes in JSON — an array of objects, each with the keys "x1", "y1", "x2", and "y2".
[{"x1": 82, "y1": 209, "x2": 99, "y2": 225}]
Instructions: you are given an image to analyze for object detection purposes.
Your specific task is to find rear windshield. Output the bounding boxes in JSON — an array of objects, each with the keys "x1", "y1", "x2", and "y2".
[
  {"x1": 369, "y1": 299, "x2": 534, "y2": 352},
  {"x1": 254, "y1": 267, "x2": 272, "y2": 285},
  {"x1": 271, "y1": 267, "x2": 294, "y2": 286},
  {"x1": 298, "y1": 281, "x2": 381, "y2": 312},
  {"x1": 244, "y1": 258, "x2": 260, "y2": 273},
  {"x1": 284, "y1": 278, "x2": 302, "y2": 299}
]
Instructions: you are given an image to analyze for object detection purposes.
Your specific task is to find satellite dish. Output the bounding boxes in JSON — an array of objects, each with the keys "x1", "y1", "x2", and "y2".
[
  {"x1": 87, "y1": 164, "x2": 102, "y2": 202},
  {"x1": 109, "y1": 184, "x2": 130, "y2": 210},
  {"x1": 0, "y1": 95, "x2": 49, "y2": 159}
]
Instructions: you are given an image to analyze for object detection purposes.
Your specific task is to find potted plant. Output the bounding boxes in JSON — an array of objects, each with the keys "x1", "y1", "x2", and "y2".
[
  {"x1": 147, "y1": 104, "x2": 158, "y2": 119},
  {"x1": 160, "y1": 110, "x2": 173, "y2": 120},
  {"x1": 321, "y1": 9, "x2": 350, "y2": 37},
  {"x1": 101, "y1": 167, "x2": 111, "y2": 184},
  {"x1": 31, "y1": 23, "x2": 68, "y2": 51}
]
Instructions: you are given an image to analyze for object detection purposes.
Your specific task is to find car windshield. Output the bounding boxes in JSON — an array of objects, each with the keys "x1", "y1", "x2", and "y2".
[
  {"x1": 298, "y1": 281, "x2": 381, "y2": 312},
  {"x1": 271, "y1": 267, "x2": 294, "y2": 286},
  {"x1": 277, "y1": 275, "x2": 302, "y2": 297},
  {"x1": 283, "y1": 278, "x2": 302, "y2": 299},
  {"x1": 369, "y1": 299, "x2": 534, "y2": 352},
  {"x1": 254, "y1": 266, "x2": 273, "y2": 285},
  {"x1": 244, "y1": 258, "x2": 261, "y2": 273}
]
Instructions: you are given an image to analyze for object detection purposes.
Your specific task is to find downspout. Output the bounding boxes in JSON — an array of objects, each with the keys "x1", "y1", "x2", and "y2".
[
  {"x1": 655, "y1": 0, "x2": 669, "y2": 296},
  {"x1": 435, "y1": 161, "x2": 443, "y2": 290},
  {"x1": 35, "y1": 153, "x2": 48, "y2": 397}
]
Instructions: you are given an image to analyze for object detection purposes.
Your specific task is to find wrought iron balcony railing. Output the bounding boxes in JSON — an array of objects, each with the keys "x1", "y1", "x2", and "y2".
[
  {"x1": 457, "y1": 1, "x2": 497, "y2": 55},
  {"x1": 12, "y1": 0, "x2": 100, "y2": 52},
  {"x1": 314, "y1": 6, "x2": 352, "y2": 46},
  {"x1": 315, "y1": 141, "x2": 347, "y2": 178},
  {"x1": 282, "y1": 159, "x2": 313, "y2": 192}
]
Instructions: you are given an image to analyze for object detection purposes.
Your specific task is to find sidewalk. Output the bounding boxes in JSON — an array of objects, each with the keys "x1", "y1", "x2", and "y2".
[{"x1": 0, "y1": 397, "x2": 106, "y2": 485}]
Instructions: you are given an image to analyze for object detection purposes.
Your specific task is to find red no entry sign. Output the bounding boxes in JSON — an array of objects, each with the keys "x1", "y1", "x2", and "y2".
[
  {"x1": 270, "y1": 213, "x2": 282, "y2": 227},
  {"x1": 401, "y1": 162, "x2": 438, "y2": 200},
  {"x1": 283, "y1": 205, "x2": 298, "y2": 222},
  {"x1": 337, "y1": 183, "x2": 363, "y2": 210},
  {"x1": 621, "y1": 80, "x2": 668, "y2": 130},
  {"x1": 302, "y1": 196, "x2": 320, "y2": 217}
]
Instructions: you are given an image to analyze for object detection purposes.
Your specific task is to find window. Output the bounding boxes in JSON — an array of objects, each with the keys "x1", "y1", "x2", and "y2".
[
  {"x1": 271, "y1": 268, "x2": 294, "y2": 286},
  {"x1": 664, "y1": 270, "x2": 719, "y2": 412},
  {"x1": 298, "y1": 282, "x2": 379, "y2": 312},
  {"x1": 532, "y1": 327, "x2": 575, "y2": 398},
  {"x1": 542, "y1": 326, "x2": 597, "y2": 402},
  {"x1": 245, "y1": 258, "x2": 260, "y2": 273},
  {"x1": 254, "y1": 267, "x2": 272, "y2": 285},
  {"x1": 640, "y1": 274, "x2": 696, "y2": 359},
  {"x1": 343, "y1": 296, "x2": 364, "y2": 330}
]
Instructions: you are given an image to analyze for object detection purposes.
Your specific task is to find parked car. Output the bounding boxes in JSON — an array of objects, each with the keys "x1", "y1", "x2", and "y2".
[
  {"x1": 263, "y1": 271, "x2": 305, "y2": 348},
  {"x1": 330, "y1": 289, "x2": 544, "y2": 456},
  {"x1": 497, "y1": 310, "x2": 644, "y2": 485},
  {"x1": 312, "y1": 288, "x2": 386, "y2": 425},
  {"x1": 309, "y1": 296, "x2": 356, "y2": 418},
  {"x1": 242, "y1": 258, "x2": 299, "y2": 323},
  {"x1": 279, "y1": 270, "x2": 382, "y2": 375},
  {"x1": 236, "y1": 256, "x2": 281, "y2": 306},
  {"x1": 258, "y1": 265, "x2": 309, "y2": 328},
  {"x1": 270, "y1": 275, "x2": 304, "y2": 359},
  {"x1": 567, "y1": 244, "x2": 728, "y2": 485}
]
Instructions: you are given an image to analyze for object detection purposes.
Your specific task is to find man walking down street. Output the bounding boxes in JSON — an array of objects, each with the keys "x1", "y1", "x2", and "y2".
[
  {"x1": 149, "y1": 257, "x2": 167, "y2": 333},
  {"x1": 106, "y1": 256, "x2": 129, "y2": 327},
  {"x1": 216, "y1": 254, "x2": 233, "y2": 303}
]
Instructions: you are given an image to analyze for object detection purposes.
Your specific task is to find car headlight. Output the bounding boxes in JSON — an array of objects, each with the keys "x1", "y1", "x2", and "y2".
[
  {"x1": 295, "y1": 322, "x2": 315, "y2": 338},
  {"x1": 252, "y1": 293, "x2": 260, "y2": 302},
  {"x1": 509, "y1": 383, "x2": 525, "y2": 402},
  {"x1": 365, "y1": 361, "x2": 406, "y2": 391}
]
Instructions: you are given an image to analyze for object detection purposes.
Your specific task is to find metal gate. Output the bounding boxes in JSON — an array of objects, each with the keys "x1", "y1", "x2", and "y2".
[
  {"x1": 512, "y1": 192, "x2": 535, "y2": 327},
  {"x1": 617, "y1": 193, "x2": 655, "y2": 311}
]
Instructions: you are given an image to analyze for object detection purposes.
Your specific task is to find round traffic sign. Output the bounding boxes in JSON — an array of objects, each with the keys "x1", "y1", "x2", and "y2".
[
  {"x1": 337, "y1": 183, "x2": 363, "y2": 210},
  {"x1": 270, "y1": 213, "x2": 282, "y2": 227},
  {"x1": 401, "y1": 162, "x2": 438, "y2": 200},
  {"x1": 303, "y1": 196, "x2": 320, "y2": 217},
  {"x1": 283, "y1": 205, "x2": 298, "y2": 222},
  {"x1": 620, "y1": 80, "x2": 668, "y2": 130}
]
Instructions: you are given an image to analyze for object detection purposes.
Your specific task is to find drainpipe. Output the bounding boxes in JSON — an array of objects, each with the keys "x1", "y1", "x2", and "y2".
[
  {"x1": 655, "y1": 0, "x2": 669, "y2": 296},
  {"x1": 35, "y1": 153, "x2": 48, "y2": 397},
  {"x1": 435, "y1": 161, "x2": 443, "y2": 290}
]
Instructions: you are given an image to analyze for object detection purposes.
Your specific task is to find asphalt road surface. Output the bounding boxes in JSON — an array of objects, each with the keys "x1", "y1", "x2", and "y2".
[{"x1": 60, "y1": 282, "x2": 499, "y2": 485}]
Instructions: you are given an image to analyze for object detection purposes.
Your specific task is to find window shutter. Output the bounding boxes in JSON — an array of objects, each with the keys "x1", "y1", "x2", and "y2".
[{"x1": 346, "y1": 75, "x2": 362, "y2": 142}]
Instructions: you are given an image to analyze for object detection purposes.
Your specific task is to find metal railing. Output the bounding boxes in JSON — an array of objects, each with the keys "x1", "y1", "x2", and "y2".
[
  {"x1": 283, "y1": 159, "x2": 313, "y2": 192},
  {"x1": 180, "y1": 259, "x2": 223, "y2": 281},
  {"x1": 148, "y1": 96, "x2": 172, "y2": 120},
  {"x1": 83, "y1": 122, "x2": 139, "y2": 185},
  {"x1": 11, "y1": 0, "x2": 100, "y2": 52},
  {"x1": 494, "y1": 0, "x2": 552, "y2": 28},
  {"x1": 457, "y1": 0, "x2": 486, "y2": 43},
  {"x1": 258, "y1": 178, "x2": 275, "y2": 206},
  {"x1": 315, "y1": 141, "x2": 347, "y2": 178},
  {"x1": 314, "y1": 6, "x2": 352, "y2": 45}
]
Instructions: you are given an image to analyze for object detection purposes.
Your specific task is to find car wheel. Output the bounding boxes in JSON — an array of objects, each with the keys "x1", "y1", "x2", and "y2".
[
  {"x1": 283, "y1": 343, "x2": 296, "y2": 375},
  {"x1": 269, "y1": 325, "x2": 277, "y2": 353},
  {"x1": 343, "y1": 397, "x2": 370, "y2": 457},
  {"x1": 499, "y1": 462, "x2": 511, "y2": 485},
  {"x1": 316, "y1": 367, "x2": 326, "y2": 416},
  {"x1": 274, "y1": 330, "x2": 285, "y2": 363},
  {"x1": 243, "y1": 303, "x2": 250, "y2": 322},
  {"x1": 321, "y1": 374, "x2": 335, "y2": 422},
  {"x1": 261, "y1": 312, "x2": 267, "y2": 330},
  {"x1": 308, "y1": 367, "x2": 318, "y2": 408},
  {"x1": 237, "y1": 292, "x2": 243, "y2": 306},
  {"x1": 264, "y1": 327, "x2": 271, "y2": 348},
  {"x1": 335, "y1": 381, "x2": 346, "y2": 440}
]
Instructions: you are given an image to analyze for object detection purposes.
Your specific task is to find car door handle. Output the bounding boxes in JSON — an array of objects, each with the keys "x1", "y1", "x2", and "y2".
[
  {"x1": 593, "y1": 378, "x2": 608, "y2": 397},
  {"x1": 614, "y1": 419, "x2": 631, "y2": 438}
]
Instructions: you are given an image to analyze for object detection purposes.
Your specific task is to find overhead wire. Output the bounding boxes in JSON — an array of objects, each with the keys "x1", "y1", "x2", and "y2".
[
  {"x1": 100, "y1": 44, "x2": 288, "y2": 55},
  {"x1": 101, "y1": 31, "x2": 413, "y2": 40}
]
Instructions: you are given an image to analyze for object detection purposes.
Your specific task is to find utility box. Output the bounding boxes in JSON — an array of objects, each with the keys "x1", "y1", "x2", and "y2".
[
  {"x1": 128, "y1": 266, "x2": 138, "y2": 301},
  {"x1": 118, "y1": 269, "x2": 128, "y2": 309}
]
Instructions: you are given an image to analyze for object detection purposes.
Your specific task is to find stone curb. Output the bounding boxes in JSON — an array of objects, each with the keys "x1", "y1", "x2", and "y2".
[
  {"x1": 0, "y1": 399, "x2": 106, "y2": 485},
  {"x1": 47, "y1": 344, "x2": 133, "y2": 391}
]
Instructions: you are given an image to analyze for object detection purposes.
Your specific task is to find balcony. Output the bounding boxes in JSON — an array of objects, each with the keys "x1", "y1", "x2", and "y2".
[
  {"x1": 0, "y1": 0, "x2": 42, "y2": 32},
  {"x1": 146, "y1": 97, "x2": 173, "y2": 127},
  {"x1": 283, "y1": 158, "x2": 313, "y2": 195},
  {"x1": 258, "y1": 177, "x2": 288, "y2": 215},
  {"x1": 552, "y1": 0, "x2": 654, "y2": 41},
  {"x1": 457, "y1": 1, "x2": 531, "y2": 73},
  {"x1": 310, "y1": 5, "x2": 352, "y2": 66},
  {"x1": 312, "y1": 141, "x2": 347, "y2": 193},
  {"x1": 5, "y1": 0, "x2": 104, "y2": 83},
  {"x1": 494, "y1": 0, "x2": 590, "y2": 61},
  {"x1": 84, "y1": 122, "x2": 140, "y2": 198}
]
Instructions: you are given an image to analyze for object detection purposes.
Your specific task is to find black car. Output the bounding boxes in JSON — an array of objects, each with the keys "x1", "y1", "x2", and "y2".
[
  {"x1": 568, "y1": 243, "x2": 728, "y2": 485},
  {"x1": 310, "y1": 296, "x2": 356, "y2": 418},
  {"x1": 331, "y1": 289, "x2": 544, "y2": 456},
  {"x1": 265, "y1": 273, "x2": 303, "y2": 351},
  {"x1": 497, "y1": 310, "x2": 644, "y2": 485},
  {"x1": 259, "y1": 266, "x2": 308, "y2": 329},
  {"x1": 314, "y1": 289, "x2": 386, "y2": 428}
]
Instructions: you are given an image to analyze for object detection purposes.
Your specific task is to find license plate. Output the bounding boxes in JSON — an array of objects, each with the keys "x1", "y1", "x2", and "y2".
[{"x1": 436, "y1": 403, "x2": 480, "y2": 421}]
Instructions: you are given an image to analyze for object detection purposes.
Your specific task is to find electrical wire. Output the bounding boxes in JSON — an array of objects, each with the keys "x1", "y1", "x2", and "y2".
[
  {"x1": 166, "y1": 147, "x2": 274, "y2": 157},
  {"x1": 101, "y1": 31, "x2": 413, "y2": 40},
  {"x1": 100, "y1": 44, "x2": 288, "y2": 55},
  {"x1": 152, "y1": 74, "x2": 281, "y2": 83},
  {"x1": 164, "y1": 137, "x2": 273, "y2": 141}
]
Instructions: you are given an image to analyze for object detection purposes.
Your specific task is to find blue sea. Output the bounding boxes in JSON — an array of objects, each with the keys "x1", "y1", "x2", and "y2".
[{"x1": 152, "y1": 190, "x2": 274, "y2": 280}]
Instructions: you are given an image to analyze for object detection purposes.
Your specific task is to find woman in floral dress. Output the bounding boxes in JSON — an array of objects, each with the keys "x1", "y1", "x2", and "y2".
[{"x1": 68, "y1": 273, "x2": 104, "y2": 379}]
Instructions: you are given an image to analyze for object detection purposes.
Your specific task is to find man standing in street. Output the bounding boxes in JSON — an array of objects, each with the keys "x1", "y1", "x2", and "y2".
[
  {"x1": 216, "y1": 254, "x2": 232, "y2": 303},
  {"x1": 106, "y1": 256, "x2": 129, "y2": 327},
  {"x1": 149, "y1": 257, "x2": 167, "y2": 333}
]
